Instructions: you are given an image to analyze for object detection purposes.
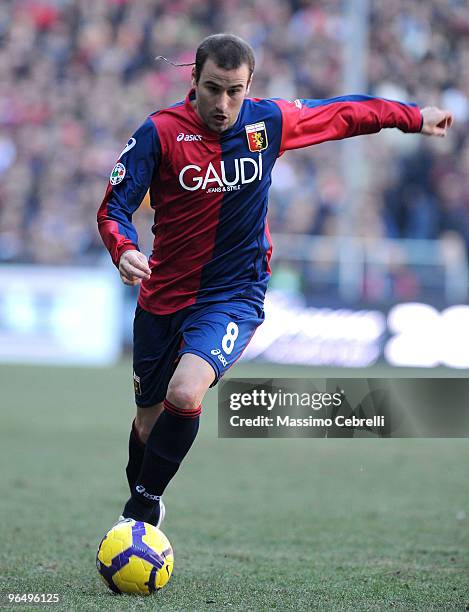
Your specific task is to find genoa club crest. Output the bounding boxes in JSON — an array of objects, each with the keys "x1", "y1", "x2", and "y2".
[{"x1": 245, "y1": 121, "x2": 268, "y2": 152}]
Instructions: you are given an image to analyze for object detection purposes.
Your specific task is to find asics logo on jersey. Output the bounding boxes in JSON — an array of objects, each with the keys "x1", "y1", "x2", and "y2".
[
  {"x1": 177, "y1": 133, "x2": 203, "y2": 142},
  {"x1": 179, "y1": 156, "x2": 263, "y2": 192},
  {"x1": 118, "y1": 137, "x2": 136, "y2": 157}
]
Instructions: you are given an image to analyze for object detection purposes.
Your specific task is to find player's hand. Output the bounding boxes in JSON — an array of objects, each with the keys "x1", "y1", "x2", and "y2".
[
  {"x1": 420, "y1": 107, "x2": 453, "y2": 137},
  {"x1": 119, "y1": 250, "x2": 151, "y2": 286}
]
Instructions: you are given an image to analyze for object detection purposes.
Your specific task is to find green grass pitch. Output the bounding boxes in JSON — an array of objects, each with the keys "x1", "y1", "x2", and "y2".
[{"x1": 0, "y1": 361, "x2": 468, "y2": 611}]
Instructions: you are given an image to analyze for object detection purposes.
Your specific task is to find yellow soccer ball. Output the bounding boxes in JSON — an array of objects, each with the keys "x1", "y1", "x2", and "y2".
[{"x1": 96, "y1": 519, "x2": 174, "y2": 594}]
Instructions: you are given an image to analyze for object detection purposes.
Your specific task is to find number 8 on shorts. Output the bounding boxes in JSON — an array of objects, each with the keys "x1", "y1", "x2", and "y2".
[{"x1": 222, "y1": 322, "x2": 239, "y2": 355}]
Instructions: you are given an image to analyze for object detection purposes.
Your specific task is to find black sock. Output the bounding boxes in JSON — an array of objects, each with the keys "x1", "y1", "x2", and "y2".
[
  {"x1": 125, "y1": 420, "x2": 146, "y2": 493},
  {"x1": 123, "y1": 399, "x2": 201, "y2": 521}
]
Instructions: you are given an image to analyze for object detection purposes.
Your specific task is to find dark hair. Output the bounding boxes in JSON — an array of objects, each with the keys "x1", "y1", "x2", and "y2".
[{"x1": 194, "y1": 34, "x2": 255, "y2": 82}]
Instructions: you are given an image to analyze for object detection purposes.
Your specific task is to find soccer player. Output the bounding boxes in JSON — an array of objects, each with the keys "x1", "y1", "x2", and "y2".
[{"x1": 97, "y1": 33, "x2": 453, "y2": 526}]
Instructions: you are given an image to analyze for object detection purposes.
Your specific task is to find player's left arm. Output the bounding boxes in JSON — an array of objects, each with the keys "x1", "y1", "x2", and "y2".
[{"x1": 273, "y1": 96, "x2": 453, "y2": 154}]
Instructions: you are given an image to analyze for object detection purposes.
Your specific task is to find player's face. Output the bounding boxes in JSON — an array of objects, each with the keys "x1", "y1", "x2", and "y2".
[{"x1": 192, "y1": 58, "x2": 252, "y2": 133}]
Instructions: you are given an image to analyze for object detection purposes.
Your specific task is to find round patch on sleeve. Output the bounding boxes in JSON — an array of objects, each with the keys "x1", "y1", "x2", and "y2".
[{"x1": 110, "y1": 162, "x2": 126, "y2": 185}]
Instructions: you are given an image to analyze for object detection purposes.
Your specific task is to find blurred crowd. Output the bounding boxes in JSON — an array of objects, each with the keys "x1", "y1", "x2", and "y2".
[{"x1": 1, "y1": 0, "x2": 469, "y2": 299}]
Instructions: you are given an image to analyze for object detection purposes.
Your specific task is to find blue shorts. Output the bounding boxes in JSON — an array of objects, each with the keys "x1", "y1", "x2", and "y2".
[{"x1": 132, "y1": 300, "x2": 264, "y2": 407}]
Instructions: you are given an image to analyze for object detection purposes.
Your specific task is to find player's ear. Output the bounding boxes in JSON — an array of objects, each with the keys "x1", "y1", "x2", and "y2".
[
  {"x1": 246, "y1": 75, "x2": 253, "y2": 95},
  {"x1": 191, "y1": 66, "x2": 197, "y2": 88}
]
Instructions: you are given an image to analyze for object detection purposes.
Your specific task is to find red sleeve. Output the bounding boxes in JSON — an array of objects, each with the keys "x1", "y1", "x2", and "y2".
[{"x1": 274, "y1": 96, "x2": 422, "y2": 155}]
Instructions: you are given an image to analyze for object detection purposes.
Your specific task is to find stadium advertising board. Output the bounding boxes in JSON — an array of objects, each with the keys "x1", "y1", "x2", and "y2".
[
  {"x1": 0, "y1": 266, "x2": 122, "y2": 365},
  {"x1": 242, "y1": 291, "x2": 469, "y2": 369}
]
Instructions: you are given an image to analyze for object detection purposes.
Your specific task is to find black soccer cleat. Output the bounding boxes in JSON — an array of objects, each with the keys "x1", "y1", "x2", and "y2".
[
  {"x1": 118, "y1": 498, "x2": 165, "y2": 529},
  {"x1": 148, "y1": 498, "x2": 166, "y2": 528}
]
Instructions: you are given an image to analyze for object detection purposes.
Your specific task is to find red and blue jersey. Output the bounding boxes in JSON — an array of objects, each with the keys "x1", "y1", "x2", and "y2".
[{"x1": 98, "y1": 90, "x2": 422, "y2": 315}]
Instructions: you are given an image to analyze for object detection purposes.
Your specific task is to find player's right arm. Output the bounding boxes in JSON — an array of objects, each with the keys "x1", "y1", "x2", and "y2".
[{"x1": 97, "y1": 117, "x2": 160, "y2": 285}]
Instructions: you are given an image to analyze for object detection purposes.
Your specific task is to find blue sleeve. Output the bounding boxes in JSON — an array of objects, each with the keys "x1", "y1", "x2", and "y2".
[{"x1": 97, "y1": 117, "x2": 161, "y2": 266}]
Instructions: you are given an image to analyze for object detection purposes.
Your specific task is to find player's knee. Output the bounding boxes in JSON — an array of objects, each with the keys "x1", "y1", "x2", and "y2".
[
  {"x1": 133, "y1": 421, "x2": 148, "y2": 444},
  {"x1": 166, "y1": 380, "x2": 201, "y2": 411},
  {"x1": 135, "y1": 405, "x2": 162, "y2": 443}
]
